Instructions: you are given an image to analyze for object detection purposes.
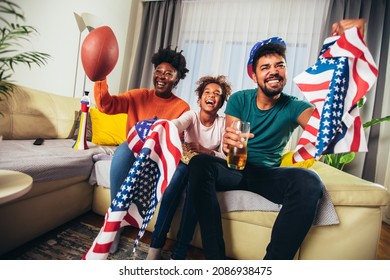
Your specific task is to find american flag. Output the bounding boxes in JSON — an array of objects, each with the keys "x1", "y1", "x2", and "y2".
[
  {"x1": 83, "y1": 118, "x2": 182, "y2": 260},
  {"x1": 293, "y1": 27, "x2": 378, "y2": 162}
]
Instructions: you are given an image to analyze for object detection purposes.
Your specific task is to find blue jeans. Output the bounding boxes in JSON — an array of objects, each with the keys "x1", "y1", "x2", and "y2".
[
  {"x1": 109, "y1": 141, "x2": 136, "y2": 201},
  {"x1": 188, "y1": 154, "x2": 324, "y2": 260},
  {"x1": 111, "y1": 142, "x2": 197, "y2": 259},
  {"x1": 150, "y1": 162, "x2": 198, "y2": 260}
]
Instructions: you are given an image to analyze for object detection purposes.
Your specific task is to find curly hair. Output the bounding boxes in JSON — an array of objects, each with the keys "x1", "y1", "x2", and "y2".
[
  {"x1": 195, "y1": 75, "x2": 232, "y2": 108},
  {"x1": 151, "y1": 46, "x2": 189, "y2": 80}
]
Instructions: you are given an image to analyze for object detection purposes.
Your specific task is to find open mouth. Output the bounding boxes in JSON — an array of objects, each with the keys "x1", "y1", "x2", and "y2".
[
  {"x1": 205, "y1": 99, "x2": 215, "y2": 106},
  {"x1": 265, "y1": 77, "x2": 283, "y2": 87},
  {"x1": 156, "y1": 81, "x2": 166, "y2": 88}
]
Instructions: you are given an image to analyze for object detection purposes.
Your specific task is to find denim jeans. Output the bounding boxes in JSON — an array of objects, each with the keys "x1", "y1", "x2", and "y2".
[
  {"x1": 109, "y1": 141, "x2": 136, "y2": 201},
  {"x1": 188, "y1": 154, "x2": 324, "y2": 260},
  {"x1": 149, "y1": 162, "x2": 196, "y2": 256},
  {"x1": 111, "y1": 142, "x2": 197, "y2": 259}
]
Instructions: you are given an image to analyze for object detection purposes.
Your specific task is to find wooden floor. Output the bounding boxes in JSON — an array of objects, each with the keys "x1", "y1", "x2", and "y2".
[
  {"x1": 81, "y1": 211, "x2": 207, "y2": 260},
  {"x1": 377, "y1": 220, "x2": 390, "y2": 260},
  {"x1": 3, "y1": 211, "x2": 390, "y2": 260}
]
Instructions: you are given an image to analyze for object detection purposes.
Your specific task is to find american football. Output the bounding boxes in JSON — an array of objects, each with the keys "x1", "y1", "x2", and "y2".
[{"x1": 81, "y1": 26, "x2": 119, "y2": 81}]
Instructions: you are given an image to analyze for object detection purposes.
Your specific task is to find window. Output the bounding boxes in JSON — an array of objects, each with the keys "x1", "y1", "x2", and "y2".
[{"x1": 177, "y1": 0, "x2": 330, "y2": 111}]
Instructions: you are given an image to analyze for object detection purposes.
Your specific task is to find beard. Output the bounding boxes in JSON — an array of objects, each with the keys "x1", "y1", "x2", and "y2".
[
  {"x1": 259, "y1": 84, "x2": 282, "y2": 97},
  {"x1": 257, "y1": 74, "x2": 286, "y2": 97}
]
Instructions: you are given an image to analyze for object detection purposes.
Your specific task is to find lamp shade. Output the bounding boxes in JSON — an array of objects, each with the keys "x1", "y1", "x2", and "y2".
[{"x1": 81, "y1": 26, "x2": 119, "y2": 81}]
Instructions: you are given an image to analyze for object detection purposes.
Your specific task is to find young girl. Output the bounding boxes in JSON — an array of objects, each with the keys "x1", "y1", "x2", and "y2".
[{"x1": 147, "y1": 75, "x2": 232, "y2": 260}]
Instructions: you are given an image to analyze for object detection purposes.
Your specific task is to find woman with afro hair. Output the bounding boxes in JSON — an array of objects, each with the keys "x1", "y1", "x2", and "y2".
[{"x1": 94, "y1": 46, "x2": 190, "y2": 253}]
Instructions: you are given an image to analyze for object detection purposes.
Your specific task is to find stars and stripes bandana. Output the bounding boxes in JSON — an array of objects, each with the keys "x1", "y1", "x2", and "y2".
[
  {"x1": 83, "y1": 118, "x2": 182, "y2": 260},
  {"x1": 247, "y1": 37, "x2": 286, "y2": 78},
  {"x1": 293, "y1": 27, "x2": 378, "y2": 162}
]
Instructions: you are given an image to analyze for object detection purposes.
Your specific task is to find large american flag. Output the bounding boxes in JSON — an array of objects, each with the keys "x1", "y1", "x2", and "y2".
[
  {"x1": 83, "y1": 118, "x2": 182, "y2": 260},
  {"x1": 293, "y1": 27, "x2": 378, "y2": 162}
]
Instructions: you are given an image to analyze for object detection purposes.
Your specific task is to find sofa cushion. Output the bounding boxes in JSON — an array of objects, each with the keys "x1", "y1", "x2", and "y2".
[
  {"x1": 280, "y1": 151, "x2": 315, "y2": 168},
  {"x1": 90, "y1": 108, "x2": 127, "y2": 146},
  {"x1": 0, "y1": 139, "x2": 115, "y2": 183},
  {"x1": 0, "y1": 85, "x2": 81, "y2": 139},
  {"x1": 90, "y1": 158, "x2": 339, "y2": 226}
]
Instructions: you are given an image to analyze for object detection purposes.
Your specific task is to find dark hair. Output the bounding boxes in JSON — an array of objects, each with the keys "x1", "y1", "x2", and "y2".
[
  {"x1": 252, "y1": 43, "x2": 286, "y2": 74},
  {"x1": 151, "y1": 46, "x2": 189, "y2": 80},
  {"x1": 195, "y1": 75, "x2": 232, "y2": 108}
]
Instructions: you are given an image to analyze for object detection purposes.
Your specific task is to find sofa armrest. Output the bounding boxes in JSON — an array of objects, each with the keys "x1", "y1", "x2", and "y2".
[{"x1": 312, "y1": 161, "x2": 390, "y2": 207}]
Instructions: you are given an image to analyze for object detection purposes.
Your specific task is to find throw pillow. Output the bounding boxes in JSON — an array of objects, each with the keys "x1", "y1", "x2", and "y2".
[
  {"x1": 280, "y1": 151, "x2": 315, "y2": 168},
  {"x1": 90, "y1": 108, "x2": 127, "y2": 145}
]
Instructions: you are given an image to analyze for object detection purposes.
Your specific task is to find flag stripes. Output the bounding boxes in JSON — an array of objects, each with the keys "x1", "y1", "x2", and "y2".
[
  {"x1": 83, "y1": 118, "x2": 182, "y2": 260},
  {"x1": 293, "y1": 27, "x2": 378, "y2": 162}
]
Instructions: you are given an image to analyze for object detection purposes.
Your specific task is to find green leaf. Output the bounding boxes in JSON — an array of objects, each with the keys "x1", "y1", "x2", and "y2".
[
  {"x1": 357, "y1": 96, "x2": 366, "y2": 108},
  {"x1": 339, "y1": 152, "x2": 355, "y2": 164},
  {"x1": 0, "y1": 0, "x2": 51, "y2": 100},
  {"x1": 363, "y1": 116, "x2": 390, "y2": 128}
]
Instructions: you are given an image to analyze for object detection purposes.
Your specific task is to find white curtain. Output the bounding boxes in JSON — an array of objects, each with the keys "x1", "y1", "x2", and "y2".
[
  {"x1": 381, "y1": 53, "x2": 390, "y2": 224},
  {"x1": 176, "y1": 0, "x2": 331, "y2": 113}
]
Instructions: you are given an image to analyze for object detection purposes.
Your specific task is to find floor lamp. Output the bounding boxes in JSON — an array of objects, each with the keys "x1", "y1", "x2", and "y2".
[{"x1": 73, "y1": 12, "x2": 102, "y2": 98}]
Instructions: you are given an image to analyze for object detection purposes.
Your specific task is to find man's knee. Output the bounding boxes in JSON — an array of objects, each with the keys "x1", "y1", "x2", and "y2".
[{"x1": 293, "y1": 168, "x2": 323, "y2": 200}]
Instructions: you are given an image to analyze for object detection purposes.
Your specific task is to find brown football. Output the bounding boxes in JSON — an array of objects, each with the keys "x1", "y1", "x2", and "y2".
[{"x1": 81, "y1": 26, "x2": 119, "y2": 81}]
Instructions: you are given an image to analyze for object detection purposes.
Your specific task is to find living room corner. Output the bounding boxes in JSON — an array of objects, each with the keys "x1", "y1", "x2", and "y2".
[{"x1": 1, "y1": 0, "x2": 390, "y2": 266}]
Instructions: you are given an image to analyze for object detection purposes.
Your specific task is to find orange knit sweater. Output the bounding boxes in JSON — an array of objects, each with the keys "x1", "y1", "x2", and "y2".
[{"x1": 94, "y1": 80, "x2": 190, "y2": 134}]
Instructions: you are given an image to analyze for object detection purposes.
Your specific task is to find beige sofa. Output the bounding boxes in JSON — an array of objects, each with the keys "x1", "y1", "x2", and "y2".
[
  {"x1": 1, "y1": 85, "x2": 389, "y2": 259},
  {"x1": 0, "y1": 85, "x2": 98, "y2": 256}
]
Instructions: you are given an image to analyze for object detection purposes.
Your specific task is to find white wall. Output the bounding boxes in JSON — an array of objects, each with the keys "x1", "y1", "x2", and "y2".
[{"x1": 11, "y1": 0, "x2": 139, "y2": 99}]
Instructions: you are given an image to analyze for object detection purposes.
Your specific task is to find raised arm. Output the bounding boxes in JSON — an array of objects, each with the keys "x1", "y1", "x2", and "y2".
[{"x1": 331, "y1": 18, "x2": 366, "y2": 36}]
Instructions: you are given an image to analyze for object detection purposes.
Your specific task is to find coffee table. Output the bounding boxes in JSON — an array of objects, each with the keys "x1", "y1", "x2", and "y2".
[{"x1": 0, "y1": 169, "x2": 33, "y2": 205}]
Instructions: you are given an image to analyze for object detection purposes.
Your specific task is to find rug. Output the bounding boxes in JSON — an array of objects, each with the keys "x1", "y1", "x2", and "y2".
[{"x1": 13, "y1": 222, "x2": 172, "y2": 260}]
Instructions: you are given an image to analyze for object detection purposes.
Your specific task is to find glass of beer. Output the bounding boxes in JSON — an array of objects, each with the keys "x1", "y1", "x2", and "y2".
[{"x1": 227, "y1": 120, "x2": 250, "y2": 170}]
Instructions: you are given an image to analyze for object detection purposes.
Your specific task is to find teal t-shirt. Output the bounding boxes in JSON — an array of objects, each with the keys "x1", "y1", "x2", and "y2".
[{"x1": 225, "y1": 89, "x2": 312, "y2": 167}]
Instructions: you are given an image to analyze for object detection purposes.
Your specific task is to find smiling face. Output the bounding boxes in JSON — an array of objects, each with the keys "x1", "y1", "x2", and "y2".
[
  {"x1": 153, "y1": 62, "x2": 179, "y2": 97},
  {"x1": 199, "y1": 83, "x2": 223, "y2": 114},
  {"x1": 252, "y1": 53, "x2": 287, "y2": 98}
]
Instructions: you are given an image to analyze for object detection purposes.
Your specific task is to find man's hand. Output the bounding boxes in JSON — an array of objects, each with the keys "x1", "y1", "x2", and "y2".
[
  {"x1": 332, "y1": 18, "x2": 366, "y2": 36},
  {"x1": 222, "y1": 126, "x2": 254, "y2": 154}
]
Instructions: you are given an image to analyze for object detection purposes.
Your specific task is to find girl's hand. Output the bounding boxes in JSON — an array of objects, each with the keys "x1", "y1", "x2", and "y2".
[{"x1": 183, "y1": 142, "x2": 214, "y2": 156}]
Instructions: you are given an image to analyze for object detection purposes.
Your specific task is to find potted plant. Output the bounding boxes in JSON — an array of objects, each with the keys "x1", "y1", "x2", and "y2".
[{"x1": 0, "y1": 0, "x2": 51, "y2": 107}]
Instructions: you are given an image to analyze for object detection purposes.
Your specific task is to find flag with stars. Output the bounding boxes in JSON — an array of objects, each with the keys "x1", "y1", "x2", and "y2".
[
  {"x1": 293, "y1": 27, "x2": 378, "y2": 162},
  {"x1": 83, "y1": 118, "x2": 182, "y2": 260}
]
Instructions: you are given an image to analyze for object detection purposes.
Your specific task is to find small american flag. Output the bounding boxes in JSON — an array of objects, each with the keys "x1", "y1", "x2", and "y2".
[
  {"x1": 83, "y1": 118, "x2": 182, "y2": 260},
  {"x1": 293, "y1": 27, "x2": 378, "y2": 162}
]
